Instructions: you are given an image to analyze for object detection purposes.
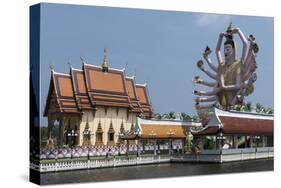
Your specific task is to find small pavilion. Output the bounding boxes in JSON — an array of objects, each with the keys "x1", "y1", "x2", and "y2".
[{"x1": 191, "y1": 108, "x2": 273, "y2": 150}]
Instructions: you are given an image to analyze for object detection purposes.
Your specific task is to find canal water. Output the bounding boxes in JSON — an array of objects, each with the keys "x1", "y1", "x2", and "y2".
[{"x1": 40, "y1": 159, "x2": 273, "y2": 185}]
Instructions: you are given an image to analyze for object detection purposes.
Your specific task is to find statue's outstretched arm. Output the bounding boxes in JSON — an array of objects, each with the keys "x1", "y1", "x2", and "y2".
[
  {"x1": 195, "y1": 102, "x2": 217, "y2": 110},
  {"x1": 233, "y1": 28, "x2": 248, "y2": 63},
  {"x1": 204, "y1": 56, "x2": 218, "y2": 73},
  {"x1": 193, "y1": 88, "x2": 219, "y2": 96},
  {"x1": 193, "y1": 76, "x2": 216, "y2": 87},
  {"x1": 195, "y1": 96, "x2": 217, "y2": 103},
  {"x1": 244, "y1": 35, "x2": 258, "y2": 74},
  {"x1": 203, "y1": 47, "x2": 218, "y2": 72},
  {"x1": 198, "y1": 66, "x2": 217, "y2": 80},
  {"x1": 216, "y1": 32, "x2": 224, "y2": 65}
]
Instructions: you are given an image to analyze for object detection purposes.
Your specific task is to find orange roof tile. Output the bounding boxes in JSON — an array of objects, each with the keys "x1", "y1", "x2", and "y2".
[
  {"x1": 136, "y1": 84, "x2": 153, "y2": 117},
  {"x1": 44, "y1": 72, "x2": 80, "y2": 116},
  {"x1": 71, "y1": 69, "x2": 92, "y2": 110},
  {"x1": 45, "y1": 62, "x2": 153, "y2": 115},
  {"x1": 126, "y1": 77, "x2": 142, "y2": 113},
  {"x1": 141, "y1": 124, "x2": 188, "y2": 139},
  {"x1": 83, "y1": 64, "x2": 131, "y2": 108}
]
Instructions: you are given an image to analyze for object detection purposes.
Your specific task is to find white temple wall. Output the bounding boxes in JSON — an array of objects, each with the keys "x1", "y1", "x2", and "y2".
[{"x1": 78, "y1": 107, "x2": 137, "y2": 146}]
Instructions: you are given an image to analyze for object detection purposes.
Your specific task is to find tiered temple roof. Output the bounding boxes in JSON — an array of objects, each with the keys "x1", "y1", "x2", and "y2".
[
  {"x1": 44, "y1": 50, "x2": 153, "y2": 117},
  {"x1": 191, "y1": 108, "x2": 274, "y2": 136}
]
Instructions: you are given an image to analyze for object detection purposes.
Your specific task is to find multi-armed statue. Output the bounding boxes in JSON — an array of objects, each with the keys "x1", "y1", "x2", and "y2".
[{"x1": 193, "y1": 23, "x2": 259, "y2": 111}]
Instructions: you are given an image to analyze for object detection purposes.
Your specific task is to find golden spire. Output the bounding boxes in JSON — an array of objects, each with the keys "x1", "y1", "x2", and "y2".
[
  {"x1": 226, "y1": 22, "x2": 233, "y2": 38},
  {"x1": 102, "y1": 48, "x2": 109, "y2": 72}
]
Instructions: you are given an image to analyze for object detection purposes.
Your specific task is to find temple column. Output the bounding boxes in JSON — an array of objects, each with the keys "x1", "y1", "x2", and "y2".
[
  {"x1": 154, "y1": 139, "x2": 157, "y2": 156},
  {"x1": 216, "y1": 135, "x2": 223, "y2": 150},
  {"x1": 262, "y1": 136, "x2": 267, "y2": 147},
  {"x1": 126, "y1": 140, "x2": 129, "y2": 155},
  {"x1": 249, "y1": 136, "x2": 253, "y2": 148},
  {"x1": 182, "y1": 139, "x2": 186, "y2": 154},
  {"x1": 244, "y1": 136, "x2": 248, "y2": 148},
  {"x1": 47, "y1": 117, "x2": 54, "y2": 139},
  {"x1": 58, "y1": 118, "x2": 64, "y2": 146},
  {"x1": 233, "y1": 136, "x2": 238, "y2": 149}
]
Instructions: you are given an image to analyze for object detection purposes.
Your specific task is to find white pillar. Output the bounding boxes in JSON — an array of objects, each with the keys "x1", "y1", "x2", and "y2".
[
  {"x1": 262, "y1": 136, "x2": 267, "y2": 147},
  {"x1": 233, "y1": 136, "x2": 238, "y2": 149},
  {"x1": 249, "y1": 136, "x2": 253, "y2": 148}
]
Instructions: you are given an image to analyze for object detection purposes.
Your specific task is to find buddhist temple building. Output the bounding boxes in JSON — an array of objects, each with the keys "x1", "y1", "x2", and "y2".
[
  {"x1": 191, "y1": 108, "x2": 274, "y2": 150},
  {"x1": 44, "y1": 49, "x2": 153, "y2": 147}
]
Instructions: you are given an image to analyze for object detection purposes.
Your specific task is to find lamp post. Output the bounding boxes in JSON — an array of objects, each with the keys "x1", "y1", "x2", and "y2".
[
  {"x1": 167, "y1": 129, "x2": 175, "y2": 156},
  {"x1": 116, "y1": 132, "x2": 124, "y2": 154},
  {"x1": 254, "y1": 136, "x2": 261, "y2": 148},
  {"x1": 83, "y1": 129, "x2": 92, "y2": 146},
  {"x1": 67, "y1": 129, "x2": 78, "y2": 148},
  {"x1": 216, "y1": 132, "x2": 226, "y2": 150},
  {"x1": 187, "y1": 131, "x2": 193, "y2": 153},
  {"x1": 149, "y1": 131, "x2": 157, "y2": 156},
  {"x1": 134, "y1": 129, "x2": 141, "y2": 157}
]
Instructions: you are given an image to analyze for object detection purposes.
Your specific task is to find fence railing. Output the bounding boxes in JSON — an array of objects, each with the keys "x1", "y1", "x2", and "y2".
[
  {"x1": 172, "y1": 147, "x2": 274, "y2": 163},
  {"x1": 30, "y1": 154, "x2": 171, "y2": 172}
]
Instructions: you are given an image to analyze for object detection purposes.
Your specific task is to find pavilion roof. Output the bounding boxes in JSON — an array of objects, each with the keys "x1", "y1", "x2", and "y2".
[
  {"x1": 191, "y1": 108, "x2": 274, "y2": 136},
  {"x1": 120, "y1": 118, "x2": 200, "y2": 140}
]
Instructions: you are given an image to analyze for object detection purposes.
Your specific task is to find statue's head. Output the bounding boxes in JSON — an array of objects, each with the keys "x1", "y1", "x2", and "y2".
[
  {"x1": 224, "y1": 23, "x2": 236, "y2": 64},
  {"x1": 224, "y1": 37, "x2": 235, "y2": 64}
]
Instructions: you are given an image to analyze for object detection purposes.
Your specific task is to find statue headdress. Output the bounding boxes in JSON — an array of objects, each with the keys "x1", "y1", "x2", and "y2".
[{"x1": 224, "y1": 22, "x2": 236, "y2": 49}]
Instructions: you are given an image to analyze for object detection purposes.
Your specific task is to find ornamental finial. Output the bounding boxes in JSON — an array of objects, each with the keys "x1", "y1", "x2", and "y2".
[{"x1": 102, "y1": 48, "x2": 109, "y2": 72}]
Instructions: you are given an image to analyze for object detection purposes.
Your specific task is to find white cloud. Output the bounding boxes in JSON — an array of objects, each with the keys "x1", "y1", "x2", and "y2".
[{"x1": 195, "y1": 14, "x2": 232, "y2": 27}]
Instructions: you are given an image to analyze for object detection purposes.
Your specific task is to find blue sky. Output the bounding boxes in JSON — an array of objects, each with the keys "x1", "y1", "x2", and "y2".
[{"x1": 38, "y1": 3, "x2": 274, "y2": 125}]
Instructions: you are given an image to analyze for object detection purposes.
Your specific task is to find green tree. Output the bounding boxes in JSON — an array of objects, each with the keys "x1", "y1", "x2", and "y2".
[
  {"x1": 245, "y1": 102, "x2": 253, "y2": 112},
  {"x1": 181, "y1": 112, "x2": 192, "y2": 121},
  {"x1": 154, "y1": 113, "x2": 162, "y2": 120},
  {"x1": 255, "y1": 103, "x2": 263, "y2": 113},
  {"x1": 168, "y1": 112, "x2": 176, "y2": 119}
]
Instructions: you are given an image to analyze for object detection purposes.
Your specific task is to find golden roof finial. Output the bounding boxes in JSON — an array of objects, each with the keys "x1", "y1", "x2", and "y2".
[
  {"x1": 102, "y1": 48, "x2": 109, "y2": 72},
  {"x1": 67, "y1": 58, "x2": 72, "y2": 69},
  {"x1": 226, "y1": 22, "x2": 233, "y2": 35},
  {"x1": 80, "y1": 56, "x2": 85, "y2": 64},
  {"x1": 49, "y1": 64, "x2": 54, "y2": 71}
]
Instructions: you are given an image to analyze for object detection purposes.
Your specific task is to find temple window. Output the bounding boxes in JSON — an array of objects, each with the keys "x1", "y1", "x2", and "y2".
[
  {"x1": 108, "y1": 121, "x2": 115, "y2": 144},
  {"x1": 95, "y1": 121, "x2": 103, "y2": 144}
]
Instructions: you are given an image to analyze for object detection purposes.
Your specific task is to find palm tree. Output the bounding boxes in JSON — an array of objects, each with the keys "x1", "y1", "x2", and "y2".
[
  {"x1": 255, "y1": 103, "x2": 263, "y2": 113},
  {"x1": 161, "y1": 113, "x2": 169, "y2": 119},
  {"x1": 181, "y1": 112, "x2": 192, "y2": 121},
  {"x1": 245, "y1": 102, "x2": 253, "y2": 112},
  {"x1": 154, "y1": 113, "x2": 162, "y2": 120},
  {"x1": 168, "y1": 112, "x2": 176, "y2": 119},
  {"x1": 233, "y1": 104, "x2": 242, "y2": 111},
  {"x1": 266, "y1": 108, "x2": 274, "y2": 114}
]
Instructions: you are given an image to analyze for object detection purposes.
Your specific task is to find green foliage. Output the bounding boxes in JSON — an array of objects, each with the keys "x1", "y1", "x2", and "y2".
[
  {"x1": 153, "y1": 112, "x2": 195, "y2": 121},
  {"x1": 231, "y1": 102, "x2": 273, "y2": 115}
]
